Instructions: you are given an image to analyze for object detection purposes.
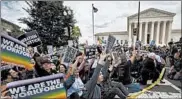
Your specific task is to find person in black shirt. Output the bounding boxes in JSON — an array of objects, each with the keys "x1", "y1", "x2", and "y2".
[
  {"x1": 122, "y1": 50, "x2": 136, "y2": 85},
  {"x1": 122, "y1": 50, "x2": 142, "y2": 93}
]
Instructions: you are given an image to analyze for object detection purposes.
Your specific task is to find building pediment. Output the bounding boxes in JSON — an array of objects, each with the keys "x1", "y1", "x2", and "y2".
[{"x1": 128, "y1": 8, "x2": 176, "y2": 19}]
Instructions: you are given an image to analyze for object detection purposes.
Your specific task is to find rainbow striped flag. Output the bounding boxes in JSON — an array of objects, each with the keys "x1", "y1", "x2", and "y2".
[
  {"x1": 31, "y1": 88, "x2": 66, "y2": 99},
  {"x1": 6, "y1": 73, "x2": 67, "y2": 99},
  {"x1": 1, "y1": 34, "x2": 34, "y2": 70}
]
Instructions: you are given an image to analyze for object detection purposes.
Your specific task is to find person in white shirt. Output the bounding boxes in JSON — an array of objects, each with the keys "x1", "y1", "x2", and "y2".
[{"x1": 67, "y1": 69, "x2": 84, "y2": 99}]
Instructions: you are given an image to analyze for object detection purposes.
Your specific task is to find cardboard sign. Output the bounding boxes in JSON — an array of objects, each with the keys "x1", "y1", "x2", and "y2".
[
  {"x1": 105, "y1": 35, "x2": 116, "y2": 54},
  {"x1": 85, "y1": 46, "x2": 96, "y2": 59},
  {"x1": 18, "y1": 30, "x2": 41, "y2": 47},
  {"x1": 1, "y1": 34, "x2": 34, "y2": 70},
  {"x1": 3, "y1": 73, "x2": 66, "y2": 99},
  {"x1": 62, "y1": 46, "x2": 78, "y2": 63}
]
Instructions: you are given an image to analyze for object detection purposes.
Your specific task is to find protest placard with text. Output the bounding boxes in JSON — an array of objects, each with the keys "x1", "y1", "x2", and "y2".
[
  {"x1": 105, "y1": 35, "x2": 116, "y2": 54},
  {"x1": 18, "y1": 30, "x2": 41, "y2": 47},
  {"x1": 2, "y1": 73, "x2": 66, "y2": 99},
  {"x1": 1, "y1": 34, "x2": 34, "y2": 70},
  {"x1": 62, "y1": 46, "x2": 78, "y2": 64}
]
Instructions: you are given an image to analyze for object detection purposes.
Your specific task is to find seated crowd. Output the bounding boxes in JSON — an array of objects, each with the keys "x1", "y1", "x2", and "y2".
[{"x1": 1, "y1": 45, "x2": 182, "y2": 99}]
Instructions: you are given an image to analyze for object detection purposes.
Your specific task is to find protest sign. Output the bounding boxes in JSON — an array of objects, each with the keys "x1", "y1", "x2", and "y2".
[
  {"x1": 68, "y1": 40, "x2": 73, "y2": 46},
  {"x1": 1, "y1": 34, "x2": 34, "y2": 70},
  {"x1": 18, "y1": 30, "x2": 41, "y2": 47},
  {"x1": 47, "y1": 45, "x2": 53, "y2": 54},
  {"x1": 79, "y1": 46, "x2": 85, "y2": 54},
  {"x1": 51, "y1": 55, "x2": 59, "y2": 60},
  {"x1": 3, "y1": 73, "x2": 66, "y2": 99},
  {"x1": 85, "y1": 46, "x2": 96, "y2": 59},
  {"x1": 112, "y1": 52, "x2": 118, "y2": 61},
  {"x1": 62, "y1": 46, "x2": 78, "y2": 63},
  {"x1": 105, "y1": 35, "x2": 116, "y2": 54}
]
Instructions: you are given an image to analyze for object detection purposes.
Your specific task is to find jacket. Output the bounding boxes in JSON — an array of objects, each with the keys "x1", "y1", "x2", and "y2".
[{"x1": 85, "y1": 63, "x2": 104, "y2": 99}]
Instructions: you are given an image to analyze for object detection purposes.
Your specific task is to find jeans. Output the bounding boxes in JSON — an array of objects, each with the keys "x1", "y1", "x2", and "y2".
[
  {"x1": 124, "y1": 83, "x2": 141, "y2": 93},
  {"x1": 105, "y1": 88, "x2": 127, "y2": 99},
  {"x1": 102, "y1": 81, "x2": 129, "y2": 99},
  {"x1": 111, "y1": 81, "x2": 129, "y2": 96}
]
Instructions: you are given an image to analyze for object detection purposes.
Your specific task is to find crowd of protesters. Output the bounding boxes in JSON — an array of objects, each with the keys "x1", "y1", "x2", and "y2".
[{"x1": 1, "y1": 41, "x2": 182, "y2": 99}]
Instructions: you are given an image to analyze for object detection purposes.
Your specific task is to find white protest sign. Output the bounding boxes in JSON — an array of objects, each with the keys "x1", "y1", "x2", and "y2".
[
  {"x1": 105, "y1": 35, "x2": 116, "y2": 54},
  {"x1": 62, "y1": 46, "x2": 78, "y2": 64},
  {"x1": 47, "y1": 45, "x2": 53, "y2": 54}
]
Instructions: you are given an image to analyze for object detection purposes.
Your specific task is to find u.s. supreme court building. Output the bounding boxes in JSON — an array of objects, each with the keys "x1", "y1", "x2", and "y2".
[{"x1": 95, "y1": 8, "x2": 181, "y2": 46}]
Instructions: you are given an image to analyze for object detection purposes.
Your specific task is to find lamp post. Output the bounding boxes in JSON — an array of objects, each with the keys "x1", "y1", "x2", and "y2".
[{"x1": 64, "y1": 7, "x2": 72, "y2": 40}]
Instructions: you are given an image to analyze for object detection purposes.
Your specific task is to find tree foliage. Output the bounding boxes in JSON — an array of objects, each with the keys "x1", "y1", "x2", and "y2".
[
  {"x1": 19, "y1": 1, "x2": 76, "y2": 48},
  {"x1": 71, "y1": 26, "x2": 81, "y2": 39}
]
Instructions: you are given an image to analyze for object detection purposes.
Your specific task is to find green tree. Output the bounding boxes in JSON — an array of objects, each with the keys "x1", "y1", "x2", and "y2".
[
  {"x1": 71, "y1": 26, "x2": 81, "y2": 48},
  {"x1": 71, "y1": 26, "x2": 81, "y2": 39},
  {"x1": 19, "y1": 1, "x2": 76, "y2": 53}
]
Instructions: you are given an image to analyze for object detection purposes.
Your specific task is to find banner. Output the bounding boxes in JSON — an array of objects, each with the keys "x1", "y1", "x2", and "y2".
[
  {"x1": 2, "y1": 73, "x2": 66, "y2": 99},
  {"x1": 1, "y1": 34, "x2": 34, "y2": 70},
  {"x1": 105, "y1": 35, "x2": 116, "y2": 54},
  {"x1": 18, "y1": 30, "x2": 41, "y2": 47},
  {"x1": 62, "y1": 46, "x2": 78, "y2": 64},
  {"x1": 85, "y1": 46, "x2": 96, "y2": 59}
]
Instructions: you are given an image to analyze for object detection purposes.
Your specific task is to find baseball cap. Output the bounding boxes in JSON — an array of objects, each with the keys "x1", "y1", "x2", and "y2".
[{"x1": 40, "y1": 58, "x2": 52, "y2": 64}]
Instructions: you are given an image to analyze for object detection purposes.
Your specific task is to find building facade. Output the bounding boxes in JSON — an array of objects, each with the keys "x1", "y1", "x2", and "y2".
[
  {"x1": 1, "y1": 18, "x2": 23, "y2": 38},
  {"x1": 95, "y1": 8, "x2": 181, "y2": 46},
  {"x1": 95, "y1": 31, "x2": 128, "y2": 45}
]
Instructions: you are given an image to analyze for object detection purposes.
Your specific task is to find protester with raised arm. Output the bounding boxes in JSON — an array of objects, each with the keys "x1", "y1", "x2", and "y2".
[
  {"x1": 82, "y1": 53, "x2": 108, "y2": 99},
  {"x1": 100, "y1": 54, "x2": 129, "y2": 99}
]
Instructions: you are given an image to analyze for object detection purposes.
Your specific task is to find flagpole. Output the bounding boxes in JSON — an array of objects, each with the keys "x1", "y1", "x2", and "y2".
[
  {"x1": 137, "y1": 1, "x2": 140, "y2": 41},
  {"x1": 92, "y1": 4, "x2": 95, "y2": 44}
]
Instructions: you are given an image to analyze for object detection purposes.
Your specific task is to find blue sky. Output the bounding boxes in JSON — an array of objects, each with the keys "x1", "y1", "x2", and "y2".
[{"x1": 1, "y1": 1, "x2": 181, "y2": 44}]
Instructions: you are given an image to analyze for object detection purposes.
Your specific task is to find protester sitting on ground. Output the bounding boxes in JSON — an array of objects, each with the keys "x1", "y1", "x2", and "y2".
[
  {"x1": 71, "y1": 52, "x2": 87, "y2": 81},
  {"x1": 67, "y1": 68, "x2": 85, "y2": 99},
  {"x1": 100, "y1": 55, "x2": 129, "y2": 99},
  {"x1": 57, "y1": 64, "x2": 67, "y2": 74},
  {"x1": 34, "y1": 57, "x2": 57, "y2": 77},
  {"x1": 16, "y1": 67, "x2": 34, "y2": 80},
  {"x1": 80, "y1": 53, "x2": 108, "y2": 99},
  {"x1": 139, "y1": 57, "x2": 160, "y2": 85},
  {"x1": 148, "y1": 52, "x2": 166, "y2": 83},
  {"x1": 168, "y1": 50, "x2": 182, "y2": 80},
  {"x1": 1, "y1": 68, "x2": 20, "y2": 85},
  {"x1": 82, "y1": 59, "x2": 94, "y2": 84},
  {"x1": 121, "y1": 50, "x2": 142, "y2": 93}
]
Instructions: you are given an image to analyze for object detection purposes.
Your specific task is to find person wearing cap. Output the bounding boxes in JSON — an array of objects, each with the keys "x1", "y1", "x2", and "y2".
[{"x1": 34, "y1": 57, "x2": 57, "y2": 77}]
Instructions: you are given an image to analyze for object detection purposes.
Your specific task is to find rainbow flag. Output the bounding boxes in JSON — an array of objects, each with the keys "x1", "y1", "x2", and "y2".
[
  {"x1": 5, "y1": 73, "x2": 66, "y2": 99},
  {"x1": 97, "y1": 37, "x2": 104, "y2": 45},
  {"x1": 1, "y1": 34, "x2": 34, "y2": 70},
  {"x1": 32, "y1": 88, "x2": 66, "y2": 99}
]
